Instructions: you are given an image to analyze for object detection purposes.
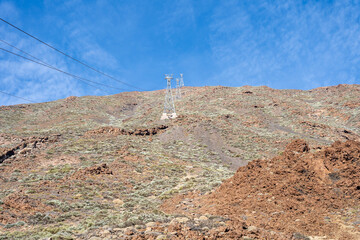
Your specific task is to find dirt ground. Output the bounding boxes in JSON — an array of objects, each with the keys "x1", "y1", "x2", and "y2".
[
  {"x1": 0, "y1": 85, "x2": 359, "y2": 239},
  {"x1": 161, "y1": 140, "x2": 360, "y2": 239}
]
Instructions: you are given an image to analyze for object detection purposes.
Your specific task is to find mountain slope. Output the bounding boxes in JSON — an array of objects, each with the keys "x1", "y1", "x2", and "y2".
[{"x1": 0, "y1": 84, "x2": 359, "y2": 239}]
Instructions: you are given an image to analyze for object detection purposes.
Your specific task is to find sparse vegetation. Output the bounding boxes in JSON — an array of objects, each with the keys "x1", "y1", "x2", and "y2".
[{"x1": 0, "y1": 85, "x2": 359, "y2": 239}]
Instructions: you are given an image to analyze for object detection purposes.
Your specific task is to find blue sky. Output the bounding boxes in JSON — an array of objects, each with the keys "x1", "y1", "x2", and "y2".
[{"x1": 0, "y1": 0, "x2": 360, "y2": 105}]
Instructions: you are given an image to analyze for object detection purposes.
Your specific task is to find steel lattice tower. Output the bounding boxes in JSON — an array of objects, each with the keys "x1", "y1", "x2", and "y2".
[
  {"x1": 180, "y1": 73, "x2": 184, "y2": 87},
  {"x1": 161, "y1": 74, "x2": 177, "y2": 120},
  {"x1": 175, "y1": 78, "x2": 181, "y2": 100}
]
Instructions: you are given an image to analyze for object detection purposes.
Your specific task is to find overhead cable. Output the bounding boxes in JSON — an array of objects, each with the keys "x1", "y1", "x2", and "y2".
[
  {"x1": 0, "y1": 90, "x2": 36, "y2": 103},
  {"x1": 0, "y1": 17, "x2": 143, "y2": 91},
  {"x1": 0, "y1": 47, "x2": 123, "y2": 94},
  {"x1": 0, "y1": 39, "x2": 117, "y2": 93},
  {"x1": 0, "y1": 39, "x2": 51, "y2": 66}
]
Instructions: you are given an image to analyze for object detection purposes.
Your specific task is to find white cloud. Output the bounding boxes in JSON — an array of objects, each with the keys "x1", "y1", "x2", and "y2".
[
  {"x1": 157, "y1": 0, "x2": 196, "y2": 43},
  {"x1": 0, "y1": 26, "x2": 82, "y2": 105},
  {"x1": 0, "y1": 48, "x2": 82, "y2": 105},
  {"x1": 208, "y1": 0, "x2": 360, "y2": 89},
  {"x1": 0, "y1": 1, "x2": 123, "y2": 105},
  {"x1": 44, "y1": 0, "x2": 129, "y2": 85},
  {"x1": 0, "y1": 1, "x2": 19, "y2": 20}
]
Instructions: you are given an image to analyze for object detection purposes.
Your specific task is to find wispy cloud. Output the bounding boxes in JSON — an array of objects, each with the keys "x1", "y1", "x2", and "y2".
[
  {"x1": 0, "y1": 1, "x2": 18, "y2": 20},
  {"x1": 208, "y1": 0, "x2": 360, "y2": 89},
  {"x1": 43, "y1": 0, "x2": 133, "y2": 88},
  {"x1": 0, "y1": 19, "x2": 84, "y2": 105},
  {"x1": 0, "y1": 1, "x2": 123, "y2": 105},
  {"x1": 0, "y1": 43, "x2": 82, "y2": 105},
  {"x1": 159, "y1": 0, "x2": 196, "y2": 38}
]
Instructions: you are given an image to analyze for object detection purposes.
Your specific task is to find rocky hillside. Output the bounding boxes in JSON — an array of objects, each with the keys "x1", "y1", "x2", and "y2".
[
  {"x1": 0, "y1": 84, "x2": 359, "y2": 239},
  {"x1": 162, "y1": 139, "x2": 360, "y2": 239}
]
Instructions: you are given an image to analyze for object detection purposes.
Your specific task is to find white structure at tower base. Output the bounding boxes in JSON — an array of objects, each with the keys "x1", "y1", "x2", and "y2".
[{"x1": 160, "y1": 112, "x2": 177, "y2": 120}]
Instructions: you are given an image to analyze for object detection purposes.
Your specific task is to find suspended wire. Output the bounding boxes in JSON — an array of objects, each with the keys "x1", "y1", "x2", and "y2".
[
  {"x1": 0, "y1": 17, "x2": 143, "y2": 91},
  {"x1": 0, "y1": 46, "x2": 113, "y2": 94},
  {"x1": 0, "y1": 47, "x2": 125, "y2": 94},
  {"x1": 0, "y1": 39, "x2": 117, "y2": 93},
  {"x1": 0, "y1": 90, "x2": 36, "y2": 103},
  {"x1": 0, "y1": 39, "x2": 51, "y2": 66}
]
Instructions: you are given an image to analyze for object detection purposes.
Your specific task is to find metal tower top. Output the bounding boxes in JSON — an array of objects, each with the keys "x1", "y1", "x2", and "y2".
[{"x1": 165, "y1": 74, "x2": 173, "y2": 81}]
